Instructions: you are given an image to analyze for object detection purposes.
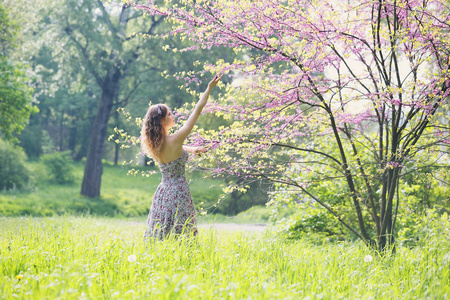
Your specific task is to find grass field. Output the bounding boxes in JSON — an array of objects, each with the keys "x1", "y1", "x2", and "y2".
[
  {"x1": 0, "y1": 159, "x2": 239, "y2": 218},
  {"x1": 1, "y1": 216, "x2": 449, "y2": 299}
]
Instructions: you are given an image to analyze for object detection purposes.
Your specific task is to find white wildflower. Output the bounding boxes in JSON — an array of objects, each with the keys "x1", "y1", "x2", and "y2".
[{"x1": 364, "y1": 255, "x2": 373, "y2": 263}]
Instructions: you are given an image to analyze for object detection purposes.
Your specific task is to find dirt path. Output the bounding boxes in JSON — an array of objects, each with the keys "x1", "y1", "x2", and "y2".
[{"x1": 198, "y1": 223, "x2": 267, "y2": 232}]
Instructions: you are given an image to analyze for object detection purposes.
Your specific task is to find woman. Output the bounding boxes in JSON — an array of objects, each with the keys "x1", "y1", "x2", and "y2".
[{"x1": 141, "y1": 74, "x2": 223, "y2": 240}]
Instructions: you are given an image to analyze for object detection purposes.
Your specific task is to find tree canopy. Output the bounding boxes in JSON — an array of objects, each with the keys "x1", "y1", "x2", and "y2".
[
  {"x1": 0, "y1": 5, "x2": 37, "y2": 142},
  {"x1": 133, "y1": 0, "x2": 450, "y2": 251}
]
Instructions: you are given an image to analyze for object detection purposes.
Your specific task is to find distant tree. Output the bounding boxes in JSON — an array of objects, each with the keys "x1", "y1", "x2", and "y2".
[
  {"x1": 0, "y1": 5, "x2": 37, "y2": 142},
  {"x1": 26, "y1": 0, "x2": 234, "y2": 197}
]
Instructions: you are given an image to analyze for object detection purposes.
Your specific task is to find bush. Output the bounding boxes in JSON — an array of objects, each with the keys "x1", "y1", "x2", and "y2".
[
  {"x1": 278, "y1": 205, "x2": 344, "y2": 240},
  {"x1": 189, "y1": 173, "x2": 268, "y2": 216},
  {"x1": 0, "y1": 140, "x2": 32, "y2": 190},
  {"x1": 397, "y1": 208, "x2": 450, "y2": 248},
  {"x1": 41, "y1": 151, "x2": 75, "y2": 184}
]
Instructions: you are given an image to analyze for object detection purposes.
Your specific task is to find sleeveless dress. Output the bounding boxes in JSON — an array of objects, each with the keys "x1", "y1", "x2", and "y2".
[{"x1": 143, "y1": 149, "x2": 198, "y2": 241}]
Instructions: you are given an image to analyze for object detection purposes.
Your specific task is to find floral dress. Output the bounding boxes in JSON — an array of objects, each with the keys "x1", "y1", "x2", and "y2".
[{"x1": 143, "y1": 149, "x2": 198, "y2": 241}]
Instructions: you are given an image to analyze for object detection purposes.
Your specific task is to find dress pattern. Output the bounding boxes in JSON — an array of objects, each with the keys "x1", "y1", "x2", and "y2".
[{"x1": 143, "y1": 149, "x2": 198, "y2": 240}]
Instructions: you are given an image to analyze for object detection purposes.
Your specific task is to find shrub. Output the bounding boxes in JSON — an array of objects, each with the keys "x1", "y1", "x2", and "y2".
[
  {"x1": 397, "y1": 208, "x2": 450, "y2": 248},
  {"x1": 0, "y1": 140, "x2": 32, "y2": 190},
  {"x1": 41, "y1": 151, "x2": 75, "y2": 184},
  {"x1": 279, "y1": 205, "x2": 344, "y2": 240},
  {"x1": 190, "y1": 174, "x2": 268, "y2": 216}
]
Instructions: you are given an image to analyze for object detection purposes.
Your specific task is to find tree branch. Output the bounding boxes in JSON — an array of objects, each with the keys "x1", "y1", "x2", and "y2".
[
  {"x1": 244, "y1": 139, "x2": 342, "y2": 166},
  {"x1": 64, "y1": 26, "x2": 103, "y2": 87}
]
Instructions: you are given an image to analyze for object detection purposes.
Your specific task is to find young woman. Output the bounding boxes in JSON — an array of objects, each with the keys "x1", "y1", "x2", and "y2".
[{"x1": 141, "y1": 74, "x2": 223, "y2": 240}]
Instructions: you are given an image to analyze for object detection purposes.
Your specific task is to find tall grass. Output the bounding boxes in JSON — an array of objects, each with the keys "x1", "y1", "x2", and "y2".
[{"x1": 1, "y1": 216, "x2": 449, "y2": 299}]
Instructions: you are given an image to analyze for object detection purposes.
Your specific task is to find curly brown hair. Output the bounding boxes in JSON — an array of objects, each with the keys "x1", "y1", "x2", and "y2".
[{"x1": 141, "y1": 104, "x2": 168, "y2": 162}]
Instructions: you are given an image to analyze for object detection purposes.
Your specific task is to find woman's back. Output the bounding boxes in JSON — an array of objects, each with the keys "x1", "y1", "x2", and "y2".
[{"x1": 156, "y1": 135, "x2": 184, "y2": 164}]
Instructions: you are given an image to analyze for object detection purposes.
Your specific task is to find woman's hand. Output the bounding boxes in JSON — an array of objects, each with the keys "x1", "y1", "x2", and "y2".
[
  {"x1": 193, "y1": 146, "x2": 208, "y2": 156},
  {"x1": 207, "y1": 74, "x2": 223, "y2": 90}
]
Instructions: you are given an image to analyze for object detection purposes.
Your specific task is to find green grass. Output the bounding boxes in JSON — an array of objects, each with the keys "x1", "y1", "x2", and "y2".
[
  {"x1": 200, "y1": 206, "x2": 270, "y2": 224},
  {"x1": 0, "y1": 160, "x2": 226, "y2": 218},
  {"x1": 1, "y1": 216, "x2": 449, "y2": 299}
]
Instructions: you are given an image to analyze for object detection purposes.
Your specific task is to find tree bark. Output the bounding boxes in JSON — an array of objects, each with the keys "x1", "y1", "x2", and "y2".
[
  {"x1": 114, "y1": 140, "x2": 120, "y2": 166},
  {"x1": 59, "y1": 109, "x2": 64, "y2": 151},
  {"x1": 68, "y1": 114, "x2": 77, "y2": 154},
  {"x1": 80, "y1": 69, "x2": 121, "y2": 197},
  {"x1": 73, "y1": 95, "x2": 95, "y2": 162},
  {"x1": 113, "y1": 109, "x2": 119, "y2": 166}
]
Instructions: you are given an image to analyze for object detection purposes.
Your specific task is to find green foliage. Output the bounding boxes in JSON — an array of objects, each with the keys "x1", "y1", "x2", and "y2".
[
  {"x1": 267, "y1": 127, "x2": 449, "y2": 247},
  {"x1": 0, "y1": 140, "x2": 33, "y2": 191},
  {"x1": 17, "y1": 125, "x2": 57, "y2": 160},
  {"x1": 189, "y1": 172, "x2": 267, "y2": 216},
  {"x1": 397, "y1": 209, "x2": 450, "y2": 248},
  {"x1": 232, "y1": 205, "x2": 270, "y2": 223},
  {"x1": 18, "y1": 125, "x2": 42, "y2": 159},
  {"x1": 64, "y1": 197, "x2": 119, "y2": 216},
  {"x1": 0, "y1": 5, "x2": 37, "y2": 142},
  {"x1": 201, "y1": 205, "x2": 270, "y2": 224},
  {"x1": 40, "y1": 130, "x2": 56, "y2": 155},
  {"x1": 399, "y1": 167, "x2": 449, "y2": 212},
  {"x1": 278, "y1": 204, "x2": 344, "y2": 240},
  {"x1": 393, "y1": 170, "x2": 450, "y2": 247},
  {"x1": 0, "y1": 4, "x2": 17, "y2": 54},
  {"x1": 0, "y1": 57, "x2": 37, "y2": 142},
  {"x1": 0, "y1": 216, "x2": 449, "y2": 298},
  {"x1": 40, "y1": 151, "x2": 75, "y2": 184}
]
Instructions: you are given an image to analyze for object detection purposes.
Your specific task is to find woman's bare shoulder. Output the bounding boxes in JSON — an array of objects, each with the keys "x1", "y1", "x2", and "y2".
[
  {"x1": 165, "y1": 134, "x2": 183, "y2": 146},
  {"x1": 159, "y1": 136, "x2": 184, "y2": 164}
]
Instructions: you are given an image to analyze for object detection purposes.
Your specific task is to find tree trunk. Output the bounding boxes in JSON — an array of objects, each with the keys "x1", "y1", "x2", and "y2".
[
  {"x1": 59, "y1": 110, "x2": 64, "y2": 151},
  {"x1": 81, "y1": 70, "x2": 120, "y2": 197},
  {"x1": 114, "y1": 141, "x2": 120, "y2": 166},
  {"x1": 378, "y1": 167, "x2": 400, "y2": 252},
  {"x1": 73, "y1": 100, "x2": 95, "y2": 162},
  {"x1": 114, "y1": 109, "x2": 119, "y2": 166},
  {"x1": 228, "y1": 191, "x2": 240, "y2": 215},
  {"x1": 68, "y1": 111, "x2": 77, "y2": 154}
]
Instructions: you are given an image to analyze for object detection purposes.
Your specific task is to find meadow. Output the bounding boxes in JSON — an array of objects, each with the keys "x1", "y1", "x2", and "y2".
[
  {"x1": 1, "y1": 216, "x2": 449, "y2": 299},
  {"x1": 0, "y1": 159, "x2": 253, "y2": 219}
]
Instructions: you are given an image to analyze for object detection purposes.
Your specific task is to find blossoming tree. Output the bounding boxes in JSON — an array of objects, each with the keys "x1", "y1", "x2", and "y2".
[{"x1": 129, "y1": 0, "x2": 450, "y2": 251}]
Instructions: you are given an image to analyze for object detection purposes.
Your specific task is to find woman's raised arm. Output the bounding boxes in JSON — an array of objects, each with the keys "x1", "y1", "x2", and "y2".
[{"x1": 171, "y1": 74, "x2": 223, "y2": 146}]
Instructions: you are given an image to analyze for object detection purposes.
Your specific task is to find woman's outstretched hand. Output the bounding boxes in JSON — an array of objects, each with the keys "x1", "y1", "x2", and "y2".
[
  {"x1": 193, "y1": 146, "x2": 208, "y2": 156},
  {"x1": 207, "y1": 74, "x2": 223, "y2": 90}
]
